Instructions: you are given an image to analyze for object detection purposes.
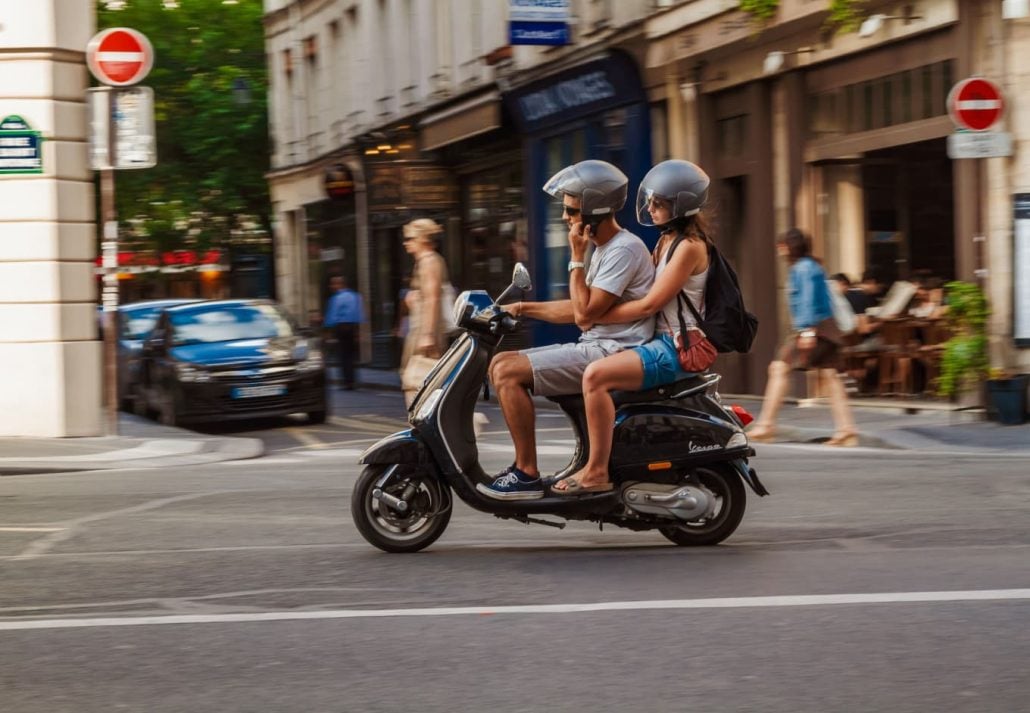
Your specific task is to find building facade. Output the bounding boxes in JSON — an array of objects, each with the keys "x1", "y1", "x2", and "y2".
[
  {"x1": 263, "y1": 0, "x2": 657, "y2": 368},
  {"x1": 645, "y1": 0, "x2": 1030, "y2": 389},
  {"x1": 265, "y1": 0, "x2": 1030, "y2": 392},
  {"x1": 0, "y1": 0, "x2": 101, "y2": 436}
]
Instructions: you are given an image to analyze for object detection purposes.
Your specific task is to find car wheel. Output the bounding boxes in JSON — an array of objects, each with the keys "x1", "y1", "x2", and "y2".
[{"x1": 307, "y1": 408, "x2": 327, "y2": 425}]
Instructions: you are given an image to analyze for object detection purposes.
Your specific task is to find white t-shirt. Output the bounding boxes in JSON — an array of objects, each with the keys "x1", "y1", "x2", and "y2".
[{"x1": 580, "y1": 229, "x2": 655, "y2": 346}]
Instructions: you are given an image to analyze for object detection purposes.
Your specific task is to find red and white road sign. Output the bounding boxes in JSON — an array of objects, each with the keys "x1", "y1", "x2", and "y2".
[
  {"x1": 86, "y1": 28, "x2": 154, "y2": 87},
  {"x1": 947, "y1": 77, "x2": 1004, "y2": 132}
]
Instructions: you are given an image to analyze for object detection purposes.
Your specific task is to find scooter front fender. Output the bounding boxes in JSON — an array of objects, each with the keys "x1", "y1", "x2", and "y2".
[
  {"x1": 729, "y1": 458, "x2": 770, "y2": 497},
  {"x1": 359, "y1": 429, "x2": 426, "y2": 466}
]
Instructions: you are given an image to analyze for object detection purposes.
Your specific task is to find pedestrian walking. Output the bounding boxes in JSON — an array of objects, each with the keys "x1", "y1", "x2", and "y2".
[
  {"x1": 400, "y1": 218, "x2": 455, "y2": 406},
  {"x1": 324, "y1": 275, "x2": 363, "y2": 390},
  {"x1": 749, "y1": 228, "x2": 858, "y2": 446}
]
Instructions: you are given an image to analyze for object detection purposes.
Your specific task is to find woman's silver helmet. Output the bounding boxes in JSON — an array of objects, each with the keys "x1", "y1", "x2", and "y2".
[
  {"x1": 543, "y1": 160, "x2": 629, "y2": 220},
  {"x1": 636, "y1": 159, "x2": 710, "y2": 227}
]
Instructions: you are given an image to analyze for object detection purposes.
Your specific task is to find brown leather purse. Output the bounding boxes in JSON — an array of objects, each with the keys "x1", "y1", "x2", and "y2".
[{"x1": 675, "y1": 291, "x2": 717, "y2": 372}]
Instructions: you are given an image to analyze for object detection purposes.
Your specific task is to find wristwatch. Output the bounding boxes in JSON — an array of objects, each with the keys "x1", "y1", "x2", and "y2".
[{"x1": 567, "y1": 260, "x2": 585, "y2": 272}]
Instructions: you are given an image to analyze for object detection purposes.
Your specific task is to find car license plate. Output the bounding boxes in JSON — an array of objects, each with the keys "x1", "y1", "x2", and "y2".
[{"x1": 231, "y1": 384, "x2": 286, "y2": 399}]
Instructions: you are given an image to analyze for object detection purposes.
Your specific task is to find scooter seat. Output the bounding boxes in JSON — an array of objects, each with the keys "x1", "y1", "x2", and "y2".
[{"x1": 611, "y1": 374, "x2": 710, "y2": 406}]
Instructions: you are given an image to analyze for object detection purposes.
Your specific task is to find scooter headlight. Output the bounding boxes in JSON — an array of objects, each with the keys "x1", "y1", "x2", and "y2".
[
  {"x1": 414, "y1": 388, "x2": 444, "y2": 424},
  {"x1": 452, "y1": 291, "x2": 472, "y2": 328}
]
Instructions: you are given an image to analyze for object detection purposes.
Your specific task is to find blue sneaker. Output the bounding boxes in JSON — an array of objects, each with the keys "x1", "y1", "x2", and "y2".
[{"x1": 476, "y1": 465, "x2": 544, "y2": 501}]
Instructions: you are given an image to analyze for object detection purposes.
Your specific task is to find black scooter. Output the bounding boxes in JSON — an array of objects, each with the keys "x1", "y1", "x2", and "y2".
[{"x1": 352, "y1": 264, "x2": 768, "y2": 553}]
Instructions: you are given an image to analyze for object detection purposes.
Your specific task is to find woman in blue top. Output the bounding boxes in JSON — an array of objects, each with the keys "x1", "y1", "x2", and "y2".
[{"x1": 749, "y1": 228, "x2": 858, "y2": 447}]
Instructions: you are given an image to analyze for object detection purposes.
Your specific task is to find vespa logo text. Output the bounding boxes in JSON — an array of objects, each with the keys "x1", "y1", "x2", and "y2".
[
  {"x1": 688, "y1": 441, "x2": 721, "y2": 454},
  {"x1": 518, "y1": 71, "x2": 616, "y2": 122}
]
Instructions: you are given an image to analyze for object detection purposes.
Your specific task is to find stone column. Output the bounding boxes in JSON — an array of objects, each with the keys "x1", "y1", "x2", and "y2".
[{"x1": 0, "y1": 0, "x2": 100, "y2": 436}]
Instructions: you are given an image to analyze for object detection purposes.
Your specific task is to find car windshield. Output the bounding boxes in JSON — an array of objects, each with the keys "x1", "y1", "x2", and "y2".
[
  {"x1": 169, "y1": 304, "x2": 294, "y2": 345},
  {"x1": 121, "y1": 307, "x2": 164, "y2": 340}
]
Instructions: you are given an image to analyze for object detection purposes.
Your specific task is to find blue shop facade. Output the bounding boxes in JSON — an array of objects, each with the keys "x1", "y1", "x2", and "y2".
[{"x1": 504, "y1": 51, "x2": 653, "y2": 347}]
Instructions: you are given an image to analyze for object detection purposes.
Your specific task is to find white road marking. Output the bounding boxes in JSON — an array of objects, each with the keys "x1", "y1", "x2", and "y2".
[
  {"x1": 0, "y1": 527, "x2": 63, "y2": 533},
  {"x1": 284, "y1": 427, "x2": 327, "y2": 449},
  {"x1": 2, "y1": 589, "x2": 1027, "y2": 631},
  {"x1": 13, "y1": 492, "x2": 227, "y2": 561}
]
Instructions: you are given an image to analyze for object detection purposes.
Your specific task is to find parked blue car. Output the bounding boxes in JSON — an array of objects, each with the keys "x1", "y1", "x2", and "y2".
[
  {"x1": 114, "y1": 299, "x2": 199, "y2": 412},
  {"x1": 134, "y1": 299, "x2": 327, "y2": 426}
]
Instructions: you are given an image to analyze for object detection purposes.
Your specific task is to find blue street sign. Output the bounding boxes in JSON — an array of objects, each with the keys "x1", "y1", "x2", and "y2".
[
  {"x1": 0, "y1": 115, "x2": 43, "y2": 174},
  {"x1": 509, "y1": 0, "x2": 570, "y2": 46}
]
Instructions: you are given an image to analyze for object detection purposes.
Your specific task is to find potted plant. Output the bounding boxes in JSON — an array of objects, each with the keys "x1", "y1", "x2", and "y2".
[
  {"x1": 985, "y1": 368, "x2": 1029, "y2": 425},
  {"x1": 936, "y1": 281, "x2": 989, "y2": 404}
]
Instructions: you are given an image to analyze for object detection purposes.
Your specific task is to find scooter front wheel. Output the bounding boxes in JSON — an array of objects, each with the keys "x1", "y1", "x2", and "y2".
[
  {"x1": 351, "y1": 464, "x2": 452, "y2": 553},
  {"x1": 659, "y1": 464, "x2": 746, "y2": 547}
]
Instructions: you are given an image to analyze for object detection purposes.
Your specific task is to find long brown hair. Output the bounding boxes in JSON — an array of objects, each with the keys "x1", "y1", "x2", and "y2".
[{"x1": 653, "y1": 211, "x2": 711, "y2": 266}]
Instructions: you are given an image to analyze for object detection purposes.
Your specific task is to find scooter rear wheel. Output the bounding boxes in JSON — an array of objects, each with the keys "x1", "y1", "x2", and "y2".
[
  {"x1": 351, "y1": 464, "x2": 452, "y2": 553},
  {"x1": 659, "y1": 464, "x2": 746, "y2": 546}
]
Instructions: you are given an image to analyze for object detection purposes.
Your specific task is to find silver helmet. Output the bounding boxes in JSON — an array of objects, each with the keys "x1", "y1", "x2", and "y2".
[
  {"x1": 543, "y1": 160, "x2": 629, "y2": 219},
  {"x1": 635, "y1": 159, "x2": 710, "y2": 227}
]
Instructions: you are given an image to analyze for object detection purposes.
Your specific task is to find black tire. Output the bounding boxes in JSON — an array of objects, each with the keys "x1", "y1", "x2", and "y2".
[
  {"x1": 351, "y1": 464, "x2": 451, "y2": 553},
  {"x1": 659, "y1": 464, "x2": 747, "y2": 547},
  {"x1": 307, "y1": 408, "x2": 327, "y2": 425}
]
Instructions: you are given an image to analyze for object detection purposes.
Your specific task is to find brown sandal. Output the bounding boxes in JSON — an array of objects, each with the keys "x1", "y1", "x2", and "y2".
[{"x1": 552, "y1": 478, "x2": 614, "y2": 496}]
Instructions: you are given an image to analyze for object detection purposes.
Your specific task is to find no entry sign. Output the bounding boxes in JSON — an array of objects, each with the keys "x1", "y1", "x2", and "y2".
[
  {"x1": 87, "y1": 28, "x2": 154, "y2": 87},
  {"x1": 947, "y1": 77, "x2": 1004, "y2": 131}
]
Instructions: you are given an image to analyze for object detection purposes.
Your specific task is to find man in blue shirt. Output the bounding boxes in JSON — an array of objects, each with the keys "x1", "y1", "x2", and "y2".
[{"x1": 324, "y1": 275, "x2": 363, "y2": 390}]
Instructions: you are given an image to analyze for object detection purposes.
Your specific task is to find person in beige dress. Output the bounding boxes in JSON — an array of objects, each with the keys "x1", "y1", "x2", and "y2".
[{"x1": 401, "y1": 218, "x2": 450, "y2": 404}]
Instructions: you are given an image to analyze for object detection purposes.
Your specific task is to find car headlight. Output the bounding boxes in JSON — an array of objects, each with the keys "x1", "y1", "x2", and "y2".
[
  {"x1": 174, "y1": 362, "x2": 210, "y2": 383},
  {"x1": 298, "y1": 347, "x2": 324, "y2": 372}
]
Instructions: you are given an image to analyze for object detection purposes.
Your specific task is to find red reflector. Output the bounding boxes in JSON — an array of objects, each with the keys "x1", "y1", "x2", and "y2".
[{"x1": 730, "y1": 404, "x2": 754, "y2": 426}]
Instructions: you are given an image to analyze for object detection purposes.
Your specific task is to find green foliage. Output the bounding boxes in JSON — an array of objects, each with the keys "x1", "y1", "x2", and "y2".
[
  {"x1": 826, "y1": 0, "x2": 864, "y2": 33},
  {"x1": 936, "y1": 281, "x2": 990, "y2": 399},
  {"x1": 97, "y1": 0, "x2": 270, "y2": 251},
  {"x1": 739, "y1": 0, "x2": 780, "y2": 22}
]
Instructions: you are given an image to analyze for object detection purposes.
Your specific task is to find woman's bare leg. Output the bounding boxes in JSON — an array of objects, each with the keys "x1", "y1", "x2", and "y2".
[
  {"x1": 750, "y1": 360, "x2": 790, "y2": 438},
  {"x1": 554, "y1": 350, "x2": 645, "y2": 490},
  {"x1": 821, "y1": 368, "x2": 857, "y2": 441}
]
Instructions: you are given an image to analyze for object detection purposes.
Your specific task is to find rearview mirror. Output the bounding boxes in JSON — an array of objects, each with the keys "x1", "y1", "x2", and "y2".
[{"x1": 512, "y1": 263, "x2": 532, "y2": 292}]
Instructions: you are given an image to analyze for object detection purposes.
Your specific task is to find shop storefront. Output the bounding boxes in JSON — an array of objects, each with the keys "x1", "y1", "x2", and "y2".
[
  {"x1": 302, "y1": 164, "x2": 358, "y2": 329},
  {"x1": 504, "y1": 51, "x2": 652, "y2": 346},
  {"x1": 362, "y1": 135, "x2": 459, "y2": 366}
]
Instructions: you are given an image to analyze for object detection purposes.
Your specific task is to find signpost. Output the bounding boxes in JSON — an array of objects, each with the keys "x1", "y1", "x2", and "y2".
[
  {"x1": 945, "y1": 76, "x2": 1009, "y2": 296},
  {"x1": 86, "y1": 27, "x2": 156, "y2": 435},
  {"x1": 87, "y1": 28, "x2": 154, "y2": 87}
]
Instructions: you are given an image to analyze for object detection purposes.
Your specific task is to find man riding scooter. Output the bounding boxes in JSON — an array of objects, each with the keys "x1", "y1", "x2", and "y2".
[{"x1": 481, "y1": 160, "x2": 656, "y2": 500}]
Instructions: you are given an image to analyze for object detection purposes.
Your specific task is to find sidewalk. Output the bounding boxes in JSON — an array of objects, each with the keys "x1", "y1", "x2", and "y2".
[
  {"x1": 1, "y1": 375, "x2": 1026, "y2": 476},
  {"x1": 0, "y1": 413, "x2": 263, "y2": 476},
  {"x1": 343, "y1": 367, "x2": 1029, "y2": 455}
]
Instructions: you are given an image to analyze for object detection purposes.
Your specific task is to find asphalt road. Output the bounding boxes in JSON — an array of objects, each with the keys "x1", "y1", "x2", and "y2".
[{"x1": 1, "y1": 405, "x2": 1028, "y2": 712}]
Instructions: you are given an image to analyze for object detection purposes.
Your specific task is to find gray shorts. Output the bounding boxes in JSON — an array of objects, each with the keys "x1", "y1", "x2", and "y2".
[{"x1": 521, "y1": 340, "x2": 623, "y2": 397}]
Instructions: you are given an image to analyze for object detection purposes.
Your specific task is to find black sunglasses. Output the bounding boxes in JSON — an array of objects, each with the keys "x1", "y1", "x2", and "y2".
[{"x1": 562, "y1": 205, "x2": 581, "y2": 217}]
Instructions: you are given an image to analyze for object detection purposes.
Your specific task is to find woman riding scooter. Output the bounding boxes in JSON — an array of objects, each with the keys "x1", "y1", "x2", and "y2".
[{"x1": 554, "y1": 159, "x2": 715, "y2": 495}]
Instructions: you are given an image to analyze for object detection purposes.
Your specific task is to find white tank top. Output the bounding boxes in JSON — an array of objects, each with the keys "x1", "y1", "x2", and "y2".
[{"x1": 656, "y1": 238, "x2": 708, "y2": 338}]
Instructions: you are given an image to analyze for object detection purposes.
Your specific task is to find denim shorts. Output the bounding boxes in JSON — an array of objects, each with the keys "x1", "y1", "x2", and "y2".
[{"x1": 632, "y1": 332, "x2": 692, "y2": 390}]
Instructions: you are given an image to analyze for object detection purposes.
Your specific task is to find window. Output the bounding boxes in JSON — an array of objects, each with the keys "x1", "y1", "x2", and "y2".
[{"x1": 807, "y1": 60, "x2": 953, "y2": 137}]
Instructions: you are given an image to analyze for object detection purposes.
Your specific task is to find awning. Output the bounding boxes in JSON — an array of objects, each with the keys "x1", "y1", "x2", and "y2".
[{"x1": 419, "y1": 91, "x2": 501, "y2": 151}]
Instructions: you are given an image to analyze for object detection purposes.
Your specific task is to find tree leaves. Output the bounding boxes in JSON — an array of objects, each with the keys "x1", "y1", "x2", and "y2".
[{"x1": 98, "y1": 0, "x2": 270, "y2": 251}]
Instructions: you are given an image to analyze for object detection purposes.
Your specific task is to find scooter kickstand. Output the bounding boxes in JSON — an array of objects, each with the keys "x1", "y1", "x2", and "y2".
[{"x1": 510, "y1": 514, "x2": 566, "y2": 530}]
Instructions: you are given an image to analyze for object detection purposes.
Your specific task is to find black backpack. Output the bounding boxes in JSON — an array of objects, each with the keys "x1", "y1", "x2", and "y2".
[{"x1": 667, "y1": 235, "x2": 758, "y2": 353}]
